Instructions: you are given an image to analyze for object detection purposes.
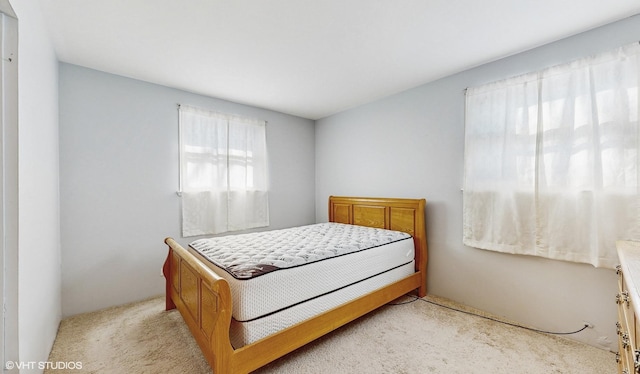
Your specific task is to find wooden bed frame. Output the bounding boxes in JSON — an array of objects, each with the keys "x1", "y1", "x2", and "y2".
[{"x1": 163, "y1": 196, "x2": 427, "y2": 373}]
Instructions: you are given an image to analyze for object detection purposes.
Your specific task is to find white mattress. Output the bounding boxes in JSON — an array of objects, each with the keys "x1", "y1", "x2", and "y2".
[
  {"x1": 229, "y1": 261, "x2": 415, "y2": 348},
  {"x1": 190, "y1": 223, "x2": 415, "y2": 322}
]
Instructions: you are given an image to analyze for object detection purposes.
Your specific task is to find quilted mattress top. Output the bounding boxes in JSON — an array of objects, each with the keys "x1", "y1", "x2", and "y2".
[{"x1": 189, "y1": 222, "x2": 411, "y2": 280}]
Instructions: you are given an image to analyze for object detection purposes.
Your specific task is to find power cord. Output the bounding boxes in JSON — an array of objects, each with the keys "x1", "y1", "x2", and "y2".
[{"x1": 388, "y1": 294, "x2": 589, "y2": 335}]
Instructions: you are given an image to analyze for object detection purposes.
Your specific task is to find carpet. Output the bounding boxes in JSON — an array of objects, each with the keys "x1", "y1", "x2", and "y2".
[{"x1": 46, "y1": 295, "x2": 616, "y2": 373}]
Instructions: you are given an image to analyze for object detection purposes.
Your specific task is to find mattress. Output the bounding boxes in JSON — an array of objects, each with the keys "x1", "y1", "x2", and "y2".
[
  {"x1": 229, "y1": 261, "x2": 415, "y2": 348},
  {"x1": 189, "y1": 222, "x2": 415, "y2": 322}
]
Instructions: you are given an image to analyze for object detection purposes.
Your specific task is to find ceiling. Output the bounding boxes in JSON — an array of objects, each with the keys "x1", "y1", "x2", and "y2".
[{"x1": 38, "y1": 0, "x2": 640, "y2": 120}]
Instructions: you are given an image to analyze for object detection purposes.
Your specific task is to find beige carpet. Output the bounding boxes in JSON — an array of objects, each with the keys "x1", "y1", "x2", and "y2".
[{"x1": 46, "y1": 295, "x2": 616, "y2": 373}]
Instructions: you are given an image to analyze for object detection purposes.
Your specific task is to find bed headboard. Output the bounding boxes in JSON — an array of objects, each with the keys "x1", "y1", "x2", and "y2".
[{"x1": 328, "y1": 196, "x2": 428, "y2": 283}]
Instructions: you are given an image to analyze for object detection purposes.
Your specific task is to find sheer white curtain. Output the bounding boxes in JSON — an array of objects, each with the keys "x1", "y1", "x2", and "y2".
[
  {"x1": 179, "y1": 105, "x2": 269, "y2": 237},
  {"x1": 463, "y1": 43, "x2": 640, "y2": 268}
]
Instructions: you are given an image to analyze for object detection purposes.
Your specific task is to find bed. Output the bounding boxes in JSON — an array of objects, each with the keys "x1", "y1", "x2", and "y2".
[{"x1": 163, "y1": 196, "x2": 428, "y2": 373}]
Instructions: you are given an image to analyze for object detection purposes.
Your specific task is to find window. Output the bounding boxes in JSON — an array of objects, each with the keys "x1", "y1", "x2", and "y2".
[
  {"x1": 463, "y1": 43, "x2": 640, "y2": 268},
  {"x1": 179, "y1": 104, "x2": 269, "y2": 237}
]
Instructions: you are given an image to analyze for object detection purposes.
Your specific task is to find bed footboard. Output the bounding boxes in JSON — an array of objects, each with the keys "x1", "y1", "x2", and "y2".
[{"x1": 163, "y1": 237, "x2": 234, "y2": 373}]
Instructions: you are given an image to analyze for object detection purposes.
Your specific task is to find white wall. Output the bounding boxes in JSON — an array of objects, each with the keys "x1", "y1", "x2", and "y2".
[
  {"x1": 12, "y1": 0, "x2": 61, "y2": 370},
  {"x1": 316, "y1": 15, "x2": 640, "y2": 350},
  {"x1": 58, "y1": 64, "x2": 316, "y2": 317}
]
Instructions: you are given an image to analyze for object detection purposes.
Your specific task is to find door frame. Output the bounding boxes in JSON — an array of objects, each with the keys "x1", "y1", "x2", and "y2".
[{"x1": 0, "y1": 2, "x2": 18, "y2": 372}]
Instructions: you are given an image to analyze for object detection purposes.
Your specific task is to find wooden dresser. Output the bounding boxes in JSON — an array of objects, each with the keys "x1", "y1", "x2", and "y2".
[{"x1": 616, "y1": 241, "x2": 640, "y2": 373}]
